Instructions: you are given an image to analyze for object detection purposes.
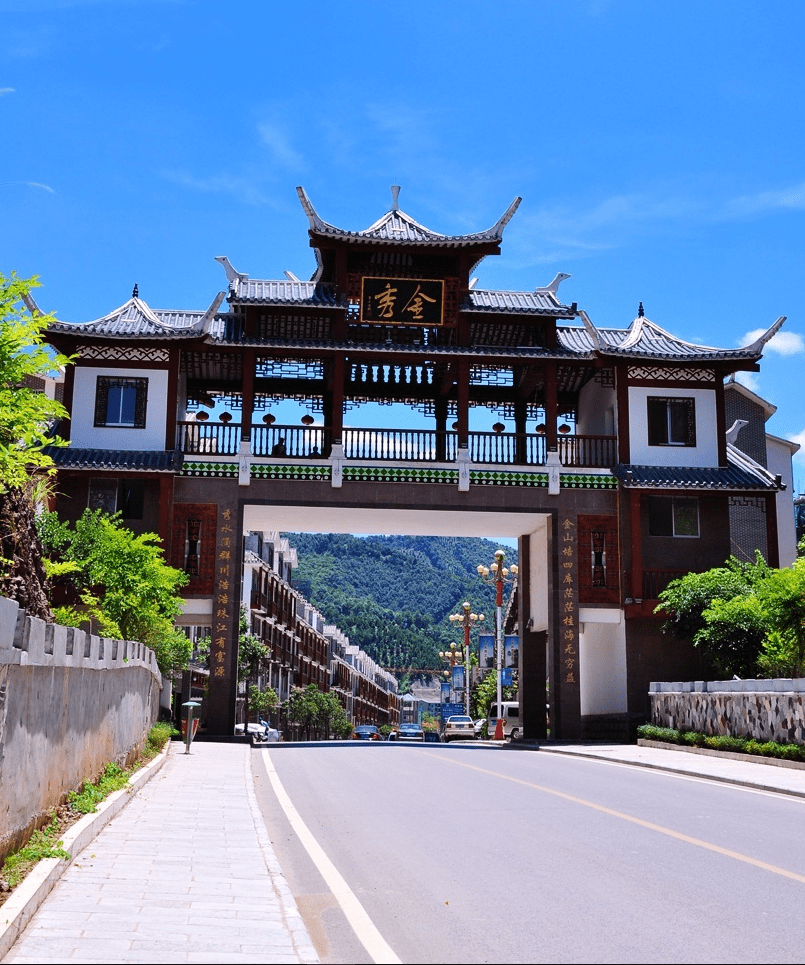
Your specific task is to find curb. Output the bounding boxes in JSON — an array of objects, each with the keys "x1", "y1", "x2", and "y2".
[
  {"x1": 0, "y1": 742, "x2": 171, "y2": 961},
  {"x1": 537, "y1": 742, "x2": 805, "y2": 800}
]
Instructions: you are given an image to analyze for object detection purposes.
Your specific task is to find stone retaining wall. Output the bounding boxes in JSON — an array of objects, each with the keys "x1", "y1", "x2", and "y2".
[
  {"x1": 649, "y1": 678, "x2": 805, "y2": 744},
  {"x1": 0, "y1": 596, "x2": 162, "y2": 860}
]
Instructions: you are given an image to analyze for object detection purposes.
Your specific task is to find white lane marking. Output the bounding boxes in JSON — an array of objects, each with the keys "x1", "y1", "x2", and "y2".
[{"x1": 259, "y1": 751, "x2": 402, "y2": 965}]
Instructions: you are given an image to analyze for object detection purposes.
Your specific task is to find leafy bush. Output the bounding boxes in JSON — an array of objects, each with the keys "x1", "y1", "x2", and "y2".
[{"x1": 638, "y1": 724, "x2": 805, "y2": 762}]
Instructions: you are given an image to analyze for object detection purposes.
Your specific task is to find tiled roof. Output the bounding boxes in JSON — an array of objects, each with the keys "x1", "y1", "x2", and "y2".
[
  {"x1": 234, "y1": 280, "x2": 346, "y2": 307},
  {"x1": 48, "y1": 297, "x2": 205, "y2": 338},
  {"x1": 559, "y1": 314, "x2": 784, "y2": 362},
  {"x1": 46, "y1": 447, "x2": 183, "y2": 472},
  {"x1": 612, "y1": 448, "x2": 778, "y2": 491},
  {"x1": 297, "y1": 186, "x2": 520, "y2": 247},
  {"x1": 464, "y1": 289, "x2": 576, "y2": 318}
]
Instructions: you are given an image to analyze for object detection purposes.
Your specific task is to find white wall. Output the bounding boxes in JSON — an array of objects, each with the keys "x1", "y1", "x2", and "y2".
[
  {"x1": 628, "y1": 385, "x2": 718, "y2": 466},
  {"x1": 767, "y1": 435, "x2": 799, "y2": 567},
  {"x1": 579, "y1": 608, "x2": 627, "y2": 715},
  {"x1": 527, "y1": 517, "x2": 550, "y2": 633},
  {"x1": 70, "y1": 366, "x2": 169, "y2": 450},
  {"x1": 577, "y1": 379, "x2": 616, "y2": 436}
]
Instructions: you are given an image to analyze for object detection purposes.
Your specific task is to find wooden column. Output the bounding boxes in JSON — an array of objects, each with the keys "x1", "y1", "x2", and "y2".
[
  {"x1": 715, "y1": 376, "x2": 727, "y2": 467},
  {"x1": 629, "y1": 489, "x2": 643, "y2": 599},
  {"x1": 457, "y1": 358, "x2": 470, "y2": 448},
  {"x1": 434, "y1": 397, "x2": 448, "y2": 462},
  {"x1": 616, "y1": 363, "x2": 630, "y2": 464},
  {"x1": 514, "y1": 400, "x2": 527, "y2": 465},
  {"x1": 240, "y1": 348, "x2": 255, "y2": 442},
  {"x1": 164, "y1": 347, "x2": 180, "y2": 450},
  {"x1": 544, "y1": 362, "x2": 558, "y2": 452},
  {"x1": 59, "y1": 363, "x2": 75, "y2": 440},
  {"x1": 330, "y1": 353, "x2": 345, "y2": 445}
]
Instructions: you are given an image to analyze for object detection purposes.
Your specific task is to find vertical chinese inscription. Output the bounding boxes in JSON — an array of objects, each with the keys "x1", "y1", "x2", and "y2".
[
  {"x1": 560, "y1": 517, "x2": 579, "y2": 687},
  {"x1": 210, "y1": 507, "x2": 235, "y2": 682}
]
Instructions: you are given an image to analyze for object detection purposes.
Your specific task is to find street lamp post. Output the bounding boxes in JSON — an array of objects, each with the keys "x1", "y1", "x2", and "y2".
[
  {"x1": 448, "y1": 602, "x2": 484, "y2": 716},
  {"x1": 477, "y1": 549, "x2": 518, "y2": 738}
]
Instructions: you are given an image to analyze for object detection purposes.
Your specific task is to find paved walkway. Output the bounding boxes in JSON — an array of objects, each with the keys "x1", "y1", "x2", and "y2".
[{"x1": 3, "y1": 742, "x2": 317, "y2": 964}]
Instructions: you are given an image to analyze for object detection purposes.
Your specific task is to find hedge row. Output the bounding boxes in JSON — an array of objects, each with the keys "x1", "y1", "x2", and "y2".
[{"x1": 637, "y1": 724, "x2": 805, "y2": 762}]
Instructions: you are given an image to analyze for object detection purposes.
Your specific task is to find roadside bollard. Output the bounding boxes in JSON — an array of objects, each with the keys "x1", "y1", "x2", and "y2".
[{"x1": 182, "y1": 700, "x2": 201, "y2": 754}]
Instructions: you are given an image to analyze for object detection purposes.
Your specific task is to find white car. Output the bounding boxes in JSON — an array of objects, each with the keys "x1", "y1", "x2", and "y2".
[{"x1": 443, "y1": 715, "x2": 476, "y2": 742}]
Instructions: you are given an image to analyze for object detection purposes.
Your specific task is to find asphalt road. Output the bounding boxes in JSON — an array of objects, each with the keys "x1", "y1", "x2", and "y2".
[{"x1": 252, "y1": 742, "x2": 805, "y2": 964}]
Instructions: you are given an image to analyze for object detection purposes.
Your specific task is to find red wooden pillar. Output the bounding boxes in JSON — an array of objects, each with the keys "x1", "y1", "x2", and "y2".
[
  {"x1": 616, "y1": 363, "x2": 630, "y2": 464},
  {"x1": 164, "y1": 346, "x2": 180, "y2": 450},
  {"x1": 457, "y1": 358, "x2": 470, "y2": 448},
  {"x1": 544, "y1": 362, "x2": 558, "y2": 452},
  {"x1": 240, "y1": 348, "x2": 255, "y2": 442},
  {"x1": 629, "y1": 489, "x2": 643, "y2": 599}
]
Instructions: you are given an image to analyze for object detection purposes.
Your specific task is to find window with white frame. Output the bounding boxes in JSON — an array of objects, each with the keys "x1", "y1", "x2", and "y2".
[
  {"x1": 648, "y1": 496, "x2": 700, "y2": 537},
  {"x1": 94, "y1": 377, "x2": 148, "y2": 428},
  {"x1": 647, "y1": 396, "x2": 696, "y2": 447}
]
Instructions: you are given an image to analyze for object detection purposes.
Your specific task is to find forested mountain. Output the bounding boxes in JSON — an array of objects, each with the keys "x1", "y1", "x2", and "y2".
[{"x1": 284, "y1": 533, "x2": 518, "y2": 684}]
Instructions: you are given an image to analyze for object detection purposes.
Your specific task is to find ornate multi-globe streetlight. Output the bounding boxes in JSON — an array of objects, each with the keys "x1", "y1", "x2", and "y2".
[
  {"x1": 447, "y1": 602, "x2": 484, "y2": 715},
  {"x1": 477, "y1": 549, "x2": 518, "y2": 737}
]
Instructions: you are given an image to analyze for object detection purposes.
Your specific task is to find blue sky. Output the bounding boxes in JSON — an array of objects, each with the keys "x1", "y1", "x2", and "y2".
[{"x1": 4, "y1": 0, "x2": 805, "y2": 491}]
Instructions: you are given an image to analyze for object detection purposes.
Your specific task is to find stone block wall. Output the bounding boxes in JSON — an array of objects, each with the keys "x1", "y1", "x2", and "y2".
[
  {"x1": 0, "y1": 596, "x2": 162, "y2": 860},
  {"x1": 649, "y1": 678, "x2": 805, "y2": 744}
]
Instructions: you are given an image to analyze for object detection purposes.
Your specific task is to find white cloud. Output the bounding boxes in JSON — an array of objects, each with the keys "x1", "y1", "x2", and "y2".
[
  {"x1": 0, "y1": 88, "x2": 14, "y2": 95},
  {"x1": 720, "y1": 182, "x2": 805, "y2": 220},
  {"x1": 162, "y1": 171, "x2": 273, "y2": 207},
  {"x1": 257, "y1": 123, "x2": 304, "y2": 171},
  {"x1": 740, "y1": 328, "x2": 805, "y2": 355}
]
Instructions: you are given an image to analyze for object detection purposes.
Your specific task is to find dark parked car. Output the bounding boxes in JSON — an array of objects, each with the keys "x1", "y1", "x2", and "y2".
[
  {"x1": 423, "y1": 731, "x2": 441, "y2": 743},
  {"x1": 352, "y1": 724, "x2": 381, "y2": 741},
  {"x1": 398, "y1": 723, "x2": 425, "y2": 742}
]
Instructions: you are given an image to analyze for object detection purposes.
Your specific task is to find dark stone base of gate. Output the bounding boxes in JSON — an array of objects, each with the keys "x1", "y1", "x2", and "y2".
[{"x1": 579, "y1": 712, "x2": 645, "y2": 744}]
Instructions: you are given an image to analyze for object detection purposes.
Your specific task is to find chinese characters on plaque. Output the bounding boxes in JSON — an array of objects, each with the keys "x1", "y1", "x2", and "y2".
[
  {"x1": 210, "y1": 507, "x2": 235, "y2": 681},
  {"x1": 360, "y1": 277, "x2": 444, "y2": 325},
  {"x1": 560, "y1": 517, "x2": 579, "y2": 687}
]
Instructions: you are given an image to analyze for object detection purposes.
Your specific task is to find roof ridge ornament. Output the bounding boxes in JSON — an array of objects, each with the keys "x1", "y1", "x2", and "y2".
[
  {"x1": 214, "y1": 256, "x2": 249, "y2": 295},
  {"x1": 199, "y1": 292, "x2": 226, "y2": 335},
  {"x1": 296, "y1": 186, "x2": 327, "y2": 231},
  {"x1": 535, "y1": 272, "x2": 571, "y2": 295},
  {"x1": 578, "y1": 309, "x2": 607, "y2": 351},
  {"x1": 487, "y1": 196, "x2": 522, "y2": 239},
  {"x1": 638, "y1": 301, "x2": 644, "y2": 317},
  {"x1": 742, "y1": 316, "x2": 787, "y2": 355},
  {"x1": 132, "y1": 283, "x2": 139, "y2": 299},
  {"x1": 390, "y1": 185, "x2": 401, "y2": 211},
  {"x1": 21, "y1": 290, "x2": 42, "y2": 317}
]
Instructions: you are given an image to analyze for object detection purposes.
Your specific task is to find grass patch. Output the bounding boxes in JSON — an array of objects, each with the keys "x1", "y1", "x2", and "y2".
[
  {"x1": 638, "y1": 724, "x2": 805, "y2": 762},
  {"x1": 0, "y1": 721, "x2": 177, "y2": 902},
  {"x1": 1, "y1": 817, "x2": 71, "y2": 890}
]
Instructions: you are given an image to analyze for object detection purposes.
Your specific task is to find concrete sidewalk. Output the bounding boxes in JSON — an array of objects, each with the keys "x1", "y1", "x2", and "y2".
[
  {"x1": 2, "y1": 742, "x2": 317, "y2": 964},
  {"x1": 535, "y1": 740, "x2": 805, "y2": 797}
]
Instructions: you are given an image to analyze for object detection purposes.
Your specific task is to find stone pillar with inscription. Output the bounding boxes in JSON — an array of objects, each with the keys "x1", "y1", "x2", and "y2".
[
  {"x1": 556, "y1": 515, "x2": 581, "y2": 739},
  {"x1": 206, "y1": 505, "x2": 239, "y2": 734}
]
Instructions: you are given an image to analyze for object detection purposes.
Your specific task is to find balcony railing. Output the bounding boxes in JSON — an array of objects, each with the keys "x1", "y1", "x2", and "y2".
[{"x1": 176, "y1": 422, "x2": 617, "y2": 468}]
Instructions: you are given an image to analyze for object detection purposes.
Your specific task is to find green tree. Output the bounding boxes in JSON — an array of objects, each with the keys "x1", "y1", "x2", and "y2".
[
  {"x1": 656, "y1": 554, "x2": 770, "y2": 677},
  {"x1": 37, "y1": 508, "x2": 191, "y2": 677},
  {"x1": 0, "y1": 273, "x2": 69, "y2": 491},
  {"x1": 0, "y1": 273, "x2": 71, "y2": 618},
  {"x1": 755, "y1": 558, "x2": 805, "y2": 677}
]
